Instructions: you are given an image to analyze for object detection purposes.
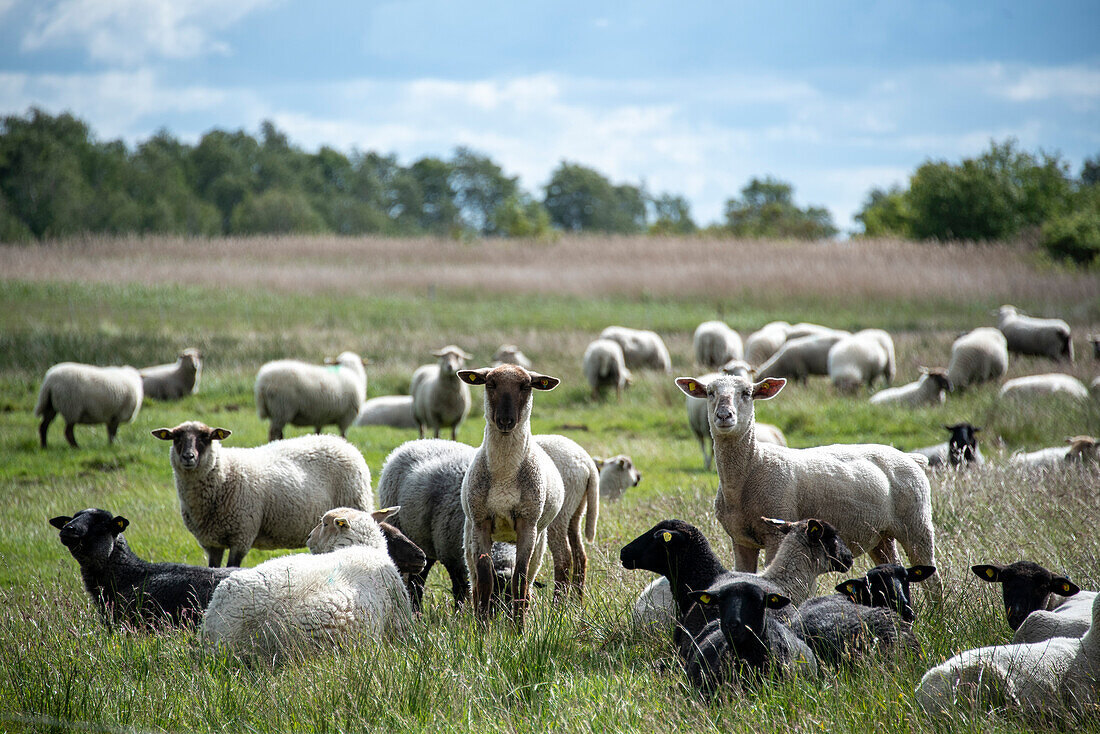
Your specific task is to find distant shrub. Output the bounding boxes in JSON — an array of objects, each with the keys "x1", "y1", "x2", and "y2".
[
  {"x1": 1040, "y1": 208, "x2": 1100, "y2": 267},
  {"x1": 229, "y1": 189, "x2": 328, "y2": 235}
]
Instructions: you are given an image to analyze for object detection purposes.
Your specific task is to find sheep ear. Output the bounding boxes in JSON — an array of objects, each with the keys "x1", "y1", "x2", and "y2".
[
  {"x1": 688, "y1": 590, "x2": 718, "y2": 607},
  {"x1": 49, "y1": 515, "x2": 72, "y2": 529},
  {"x1": 907, "y1": 565, "x2": 936, "y2": 582},
  {"x1": 1051, "y1": 577, "x2": 1080, "y2": 597},
  {"x1": 529, "y1": 373, "x2": 560, "y2": 391},
  {"x1": 765, "y1": 593, "x2": 791, "y2": 609},
  {"x1": 151, "y1": 428, "x2": 174, "y2": 440},
  {"x1": 333, "y1": 517, "x2": 349, "y2": 528},
  {"x1": 457, "y1": 369, "x2": 489, "y2": 385},
  {"x1": 836, "y1": 579, "x2": 867, "y2": 601},
  {"x1": 760, "y1": 517, "x2": 792, "y2": 534},
  {"x1": 972, "y1": 564, "x2": 1003, "y2": 583},
  {"x1": 806, "y1": 519, "x2": 824, "y2": 540},
  {"x1": 372, "y1": 506, "x2": 401, "y2": 523},
  {"x1": 113, "y1": 516, "x2": 129, "y2": 533},
  {"x1": 752, "y1": 378, "x2": 785, "y2": 400},
  {"x1": 592, "y1": 457, "x2": 605, "y2": 469},
  {"x1": 675, "y1": 377, "x2": 708, "y2": 399},
  {"x1": 210, "y1": 428, "x2": 231, "y2": 441}
]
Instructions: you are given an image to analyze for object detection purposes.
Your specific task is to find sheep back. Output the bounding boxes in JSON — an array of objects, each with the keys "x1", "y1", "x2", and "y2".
[
  {"x1": 745, "y1": 321, "x2": 792, "y2": 367},
  {"x1": 254, "y1": 354, "x2": 366, "y2": 432},
  {"x1": 693, "y1": 321, "x2": 744, "y2": 369},
  {"x1": 600, "y1": 326, "x2": 672, "y2": 371},
  {"x1": 36, "y1": 363, "x2": 143, "y2": 425},
  {"x1": 947, "y1": 328, "x2": 1008, "y2": 390},
  {"x1": 354, "y1": 395, "x2": 418, "y2": 428}
]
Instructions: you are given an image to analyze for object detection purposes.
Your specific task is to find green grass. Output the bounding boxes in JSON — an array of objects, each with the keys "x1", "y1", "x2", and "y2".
[{"x1": 1, "y1": 245, "x2": 1099, "y2": 733}]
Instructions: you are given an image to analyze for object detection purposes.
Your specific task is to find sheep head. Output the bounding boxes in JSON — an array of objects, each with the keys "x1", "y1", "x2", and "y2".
[{"x1": 675, "y1": 375, "x2": 785, "y2": 439}]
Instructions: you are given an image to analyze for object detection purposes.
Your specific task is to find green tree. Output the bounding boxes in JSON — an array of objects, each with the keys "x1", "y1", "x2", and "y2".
[
  {"x1": 648, "y1": 193, "x2": 696, "y2": 234},
  {"x1": 1080, "y1": 153, "x2": 1100, "y2": 187},
  {"x1": 543, "y1": 162, "x2": 646, "y2": 233},
  {"x1": 408, "y1": 157, "x2": 460, "y2": 235},
  {"x1": 492, "y1": 194, "x2": 552, "y2": 238},
  {"x1": 723, "y1": 177, "x2": 837, "y2": 240},
  {"x1": 855, "y1": 186, "x2": 912, "y2": 238},
  {"x1": 449, "y1": 147, "x2": 518, "y2": 235},
  {"x1": 229, "y1": 188, "x2": 328, "y2": 234}
]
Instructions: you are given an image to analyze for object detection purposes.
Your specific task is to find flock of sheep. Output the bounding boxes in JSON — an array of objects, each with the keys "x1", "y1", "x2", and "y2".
[{"x1": 37, "y1": 305, "x2": 1100, "y2": 725}]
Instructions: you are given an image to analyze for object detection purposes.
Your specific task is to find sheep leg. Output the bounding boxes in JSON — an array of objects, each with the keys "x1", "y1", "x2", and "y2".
[
  {"x1": 433, "y1": 427, "x2": 441, "y2": 439},
  {"x1": 547, "y1": 522, "x2": 571, "y2": 602},
  {"x1": 869, "y1": 537, "x2": 901, "y2": 565},
  {"x1": 450, "y1": 426, "x2": 458, "y2": 441},
  {"x1": 407, "y1": 559, "x2": 434, "y2": 613},
  {"x1": 226, "y1": 548, "x2": 249, "y2": 567},
  {"x1": 511, "y1": 517, "x2": 536, "y2": 629},
  {"x1": 442, "y1": 559, "x2": 469, "y2": 610},
  {"x1": 38, "y1": 406, "x2": 56, "y2": 448},
  {"x1": 106, "y1": 418, "x2": 119, "y2": 444},
  {"x1": 268, "y1": 424, "x2": 283, "y2": 442},
  {"x1": 568, "y1": 508, "x2": 587, "y2": 599},
  {"x1": 418, "y1": 425, "x2": 426, "y2": 439},
  {"x1": 466, "y1": 517, "x2": 494, "y2": 620},
  {"x1": 206, "y1": 547, "x2": 225, "y2": 567},
  {"x1": 733, "y1": 543, "x2": 759, "y2": 573},
  {"x1": 64, "y1": 422, "x2": 79, "y2": 448},
  {"x1": 698, "y1": 437, "x2": 712, "y2": 471}
]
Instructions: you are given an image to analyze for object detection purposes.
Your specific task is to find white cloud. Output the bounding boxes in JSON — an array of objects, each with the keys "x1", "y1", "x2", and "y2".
[{"x1": 999, "y1": 66, "x2": 1100, "y2": 104}]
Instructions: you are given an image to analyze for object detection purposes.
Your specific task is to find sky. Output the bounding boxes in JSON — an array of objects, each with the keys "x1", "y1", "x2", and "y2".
[{"x1": 1, "y1": 0, "x2": 1098, "y2": 232}]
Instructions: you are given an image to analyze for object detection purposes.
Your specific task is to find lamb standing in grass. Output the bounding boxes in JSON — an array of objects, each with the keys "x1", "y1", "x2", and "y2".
[
  {"x1": 999, "y1": 373, "x2": 1090, "y2": 403},
  {"x1": 593, "y1": 455, "x2": 642, "y2": 500},
  {"x1": 35, "y1": 362, "x2": 143, "y2": 448},
  {"x1": 997, "y1": 305, "x2": 1073, "y2": 362},
  {"x1": 693, "y1": 321, "x2": 744, "y2": 370},
  {"x1": 869, "y1": 368, "x2": 952, "y2": 407},
  {"x1": 139, "y1": 348, "x2": 202, "y2": 401},
  {"x1": 827, "y1": 329, "x2": 896, "y2": 393},
  {"x1": 152, "y1": 421, "x2": 373, "y2": 567},
  {"x1": 535, "y1": 434, "x2": 600, "y2": 599},
  {"x1": 946, "y1": 328, "x2": 1008, "y2": 390},
  {"x1": 254, "y1": 351, "x2": 367, "y2": 442},
  {"x1": 354, "y1": 395, "x2": 418, "y2": 429},
  {"x1": 744, "y1": 321, "x2": 792, "y2": 367},
  {"x1": 411, "y1": 346, "x2": 472, "y2": 440},
  {"x1": 599, "y1": 326, "x2": 672, "y2": 372},
  {"x1": 583, "y1": 338, "x2": 632, "y2": 399}
]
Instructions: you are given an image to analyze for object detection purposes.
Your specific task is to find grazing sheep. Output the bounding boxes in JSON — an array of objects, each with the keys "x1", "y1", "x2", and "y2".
[
  {"x1": 492, "y1": 344, "x2": 532, "y2": 369},
  {"x1": 675, "y1": 375, "x2": 939, "y2": 596},
  {"x1": 411, "y1": 346, "x2": 472, "y2": 440},
  {"x1": 458, "y1": 364, "x2": 564, "y2": 626},
  {"x1": 139, "y1": 348, "x2": 202, "y2": 401},
  {"x1": 254, "y1": 351, "x2": 367, "y2": 442},
  {"x1": 306, "y1": 506, "x2": 428, "y2": 578},
  {"x1": 152, "y1": 421, "x2": 373, "y2": 567},
  {"x1": 35, "y1": 362, "x2": 143, "y2": 448},
  {"x1": 999, "y1": 373, "x2": 1090, "y2": 403},
  {"x1": 744, "y1": 321, "x2": 792, "y2": 367},
  {"x1": 997, "y1": 305, "x2": 1073, "y2": 362},
  {"x1": 202, "y1": 507, "x2": 412, "y2": 660},
  {"x1": 50, "y1": 509, "x2": 232, "y2": 629},
  {"x1": 599, "y1": 326, "x2": 672, "y2": 372},
  {"x1": 693, "y1": 321, "x2": 744, "y2": 370},
  {"x1": 870, "y1": 368, "x2": 952, "y2": 407},
  {"x1": 583, "y1": 338, "x2": 633, "y2": 399},
  {"x1": 1009, "y1": 436, "x2": 1099, "y2": 470},
  {"x1": 353, "y1": 395, "x2": 418, "y2": 429},
  {"x1": 594, "y1": 455, "x2": 642, "y2": 500},
  {"x1": 755, "y1": 332, "x2": 850, "y2": 383},
  {"x1": 912, "y1": 423, "x2": 984, "y2": 469},
  {"x1": 914, "y1": 593, "x2": 1100, "y2": 723},
  {"x1": 536, "y1": 434, "x2": 600, "y2": 599},
  {"x1": 971, "y1": 561, "x2": 1093, "y2": 642},
  {"x1": 946, "y1": 328, "x2": 1008, "y2": 390},
  {"x1": 828, "y1": 329, "x2": 896, "y2": 394}
]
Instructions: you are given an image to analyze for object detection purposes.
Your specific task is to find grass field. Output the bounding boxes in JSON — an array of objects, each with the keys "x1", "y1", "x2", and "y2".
[{"x1": 1, "y1": 234, "x2": 1098, "y2": 733}]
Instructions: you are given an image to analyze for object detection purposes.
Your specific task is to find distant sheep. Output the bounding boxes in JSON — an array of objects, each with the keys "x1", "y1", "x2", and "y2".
[
  {"x1": 254, "y1": 351, "x2": 367, "y2": 441},
  {"x1": 912, "y1": 423, "x2": 984, "y2": 469},
  {"x1": 744, "y1": 321, "x2": 792, "y2": 367},
  {"x1": 593, "y1": 455, "x2": 642, "y2": 500},
  {"x1": 999, "y1": 373, "x2": 1089, "y2": 403},
  {"x1": 583, "y1": 338, "x2": 632, "y2": 399},
  {"x1": 1009, "y1": 436, "x2": 1099, "y2": 470},
  {"x1": 354, "y1": 395, "x2": 418, "y2": 429},
  {"x1": 492, "y1": 344, "x2": 532, "y2": 369},
  {"x1": 755, "y1": 332, "x2": 849, "y2": 383},
  {"x1": 786, "y1": 322, "x2": 845, "y2": 341},
  {"x1": 139, "y1": 348, "x2": 202, "y2": 401},
  {"x1": 411, "y1": 346, "x2": 472, "y2": 440},
  {"x1": 997, "y1": 305, "x2": 1073, "y2": 362},
  {"x1": 35, "y1": 362, "x2": 143, "y2": 448},
  {"x1": 599, "y1": 326, "x2": 672, "y2": 372},
  {"x1": 972, "y1": 561, "x2": 1093, "y2": 642},
  {"x1": 827, "y1": 329, "x2": 896, "y2": 393},
  {"x1": 870, "y1": 368, "x2": 952, "y2": 407},
  {"x1": 693, "y1": 321, "x2": 744, "y2": 369},
  {"x1": 946, "y1": 328, "x2": 1008, "y2": 390}
]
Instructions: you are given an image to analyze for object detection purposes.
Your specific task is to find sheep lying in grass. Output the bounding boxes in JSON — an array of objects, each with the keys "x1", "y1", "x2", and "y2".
[
  {"x1": 999, "y1": 373, "x2": 1089, "y2": 403},
  {"x1": 35, "y1": 362, "x2": 143, "y2": 448},
  {"x1": 912, "y1": 423, "x2": 984, "y2": 469},
  {"x1": 139, "y1": 348, "x2": 202, "y2": 401},
  {"x1": 411, "y1": 346, "x2": 472, "y2": 440},
  {"x1": 50, "y1": 509, "x2": 232, "y2": 630},
  {"x1": 827, "y1": 329, "x2": 896, "y2": 393},
  {"x1": 693, "y1": 321, "x2": 743, "y2": 370},
  {"x1": 583, "y1": 338, "x2": 632, "y2": 400},
  {"x1": 354, "y1": 395, "x2": 418, "y2": 429},
  {"x1": 947, "y1": 328, "x2": 1008, "y2": 390},
  {"x1": 744, "y1": 321, "x2": 792, "y2": 367},
  {"x1": 1009, "y1": 436, "x2": 1099, "y2": 470},
  {"x1": 997, "y1": 305, "x2": 1073, "y2": 362},
  {"x1": 594, "y1": 455, "x2": 642, "y2": 500},
  {"x1": 755, "y1": 332, "x2": 849, "y2": 383},
  {"x1": 492, "y1": 344, "x2": 532, "y2": 369},
  {"x1": 972, "y1": 561, "x2": 1094, "y2": 643},
  {"x1": 599, "y1": 326, "x2": 672, "y2": 372},
  {"x1": 305, "y1": 505, "x2": 428, "y2": 579},
  {"x1": 835, "y1": 563, "x2": 937, "y2": 623},
  {"x1": 152, "y1": 421, "x2": 373, "y2": 567},
  {"x1": 870, "y1": 368, "x2": 952, "y2": 407},
  {"x1": 254, "y1": 351, "x2": 367, "y2": 441}
]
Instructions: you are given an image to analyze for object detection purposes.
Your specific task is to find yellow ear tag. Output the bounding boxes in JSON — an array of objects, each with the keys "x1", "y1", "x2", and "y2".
[
  {"x1": 1063, "y1": 583, "x2": 1072, "y2": 593},
  {"x1": 770, "y1": 595, "x2": 780, "y2": 604},
  {"x1": 662, "y1": 531, "x2": 672, "y2": 542},
  {"x1": 335, "y1": 518, "x2": 348, "y2": 528},
  {"x1": 541, "y1": 378, "x2": 548, "y2": 387},
  {"x1": 698, "y1": 594, "x2": 711, "y2": 604},
  {"x1": 688, "y1": 381, "x2": 696, "y2": 391},
  {"x1": 845, "y1": 583, "x2": 855, "y2": 592},
  {"x1": 115, "y1": 519, "x2": 126, "y2": 531},
  {"x1": 467, "y1": 374, "x2": 476, "y2": 382},
  {"x1": 986, "y1": 569, "x2": 995, "y2": 578}
]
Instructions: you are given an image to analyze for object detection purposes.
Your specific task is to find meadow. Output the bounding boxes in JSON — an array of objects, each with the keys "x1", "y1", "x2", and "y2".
[{"x1": 1, "y1": 234, "x2": 1098, "y2": 733}]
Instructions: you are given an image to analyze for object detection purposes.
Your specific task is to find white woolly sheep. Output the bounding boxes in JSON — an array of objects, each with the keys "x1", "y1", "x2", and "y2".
[
  {"x1": 535, "y1": 434, "x2": 599, "y2": 599},
  {"x1": 492, "y1": 344, "x2": 533, "y2": 369},
  {"x1": 139, "y1": 348, "x2": 202, "y2": 401},
  {"x1": 593, "y1": 455, "x2": 642, "y2": 500},
  {"x1": 828, "y1": 329, "x2": 896, "y2": 394},
  {"x1": 583, "y1": 338, "x2": 633, "y2": 399},
  {"x1": 971, "y1": 560, "x2": 1093, "y2": 643},
  {"x1": 354, "y1": 395, "x2": 418, "y2": 429},
  {"x1": 686, "y1": 368, "x2": 785, "y2": 470},
  {"x1": 202, "y1": 507, "x2": 412, "y2": 660},
  {"x1": 1014, "y1": 593, "x2": 1096, "y2": 644},
  {"x1": 999, "y1": 373, "x2": 1089, "y2": 403},
  {"x1": 693, "y1": 321, "x2": 744, "y2": 370},
  {"x1": 946, "y1": 327, "x2": 1008, "y2": 390},
  {"x1": 870, "y1": 368, "x2": 952, "y2": 406},
  {"x1": 786, "y1": 322, "x2": 845, "y2": 341},
  {"x1": 1009, "y1": 436, "x2": 1099, "y2": 471},
  {"x1": 152, "y1": 421, "x2": 373, "y2": 567},
  {"x1": 675, "y1": 375, "x2": 939, "y2": 596},
  {"x1": 458, "y1": 364, "x2": 564, "y2": 626},
  {"x1": 997, "y1": 305, "x2": 1073, "y2": 362},
  {"x1": 254, "y1": 351, "x2": 367, "y2": 442},
  {"x1": 35, "y1": 362, "x2": 143, "y2": 448},
  {"x1": 411, "y1": 346, "x2": 472, "y2": 440},
  {"x1": 599, "y1": 326, "x2": 672, "y2": 372},
  {"x1": 914, "y1": 593, "x2": 1100, "y2": 723},
  {"x1": 755, "y1": 332, "x2": 850, "y2": 383},
  {"x1": 307, "y1": 506, "x2": 427, "y2": 580},
  {"x1": 744, "y1": 321, "x2": 792, "y2": 367}
]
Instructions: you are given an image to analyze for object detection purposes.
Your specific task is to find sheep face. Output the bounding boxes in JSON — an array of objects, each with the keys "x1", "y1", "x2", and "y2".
[
  {"x1": 49, "y1": 508, "x2": 128, "y2": 567},
  {"x1": 179, "y1": 349, "x2": 201, "y2": 373},
  {"x1": 761, "y1": 517, "x2": 854, "y2": 573},
  {"x1": 619, "y1": 519, "x2": 701, "y2": 576},
  {"x1": 457, "y1": 364, "x2": 559, "y2": 435},
  {"x1": 972, "y1": 561, "x2": 1080, "y2": 630},
  {"x1": 433, "y1": 346, "x2": 471, "y2": 378},
  {"x1": 675, "y1": 376, "x2": 785, "y2": 438},
  {"x1": 944, "y1": 423, "x2": 981, "y2": 465},
  {"x1": 306, "y1": 507, "x2": 398, "y2": 555},
  {"x1": 690, "y1": 580, "x2": 790, "y2": 656},
  {"x1": 379, "y1": 522, "x2": 427, "y2": 576},
  {"x1": 836, "y1": 563, "x2": 936, "y2": 622},
  {"x1": 595, "y1": 455, "x2": 642, "y2": 497},
  {"x1": 151, "y1": 421, "x2": 231, "y2": 472}
]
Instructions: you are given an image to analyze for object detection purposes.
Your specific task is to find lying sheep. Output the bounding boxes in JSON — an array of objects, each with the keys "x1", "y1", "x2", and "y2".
[
  {"x1": 972, "y1": 561, "x2": 1093, "y2": 642},
  {"x1": 254, "y1": 351, "x2": 367, "y2": 442},
  {"x1": 353, "y1": 395, "x2": 418, "y2": 429},
  {"x1": 744, "y1": 321, "x2": 792, "y2": 367},
  {"x1": 693, "y1": 321, "x2": 744, "y2": 370},
  {"x1": 912, "y1": 423, "x2": 984, "y2": 469},
  {"x1": 755, "y1": 332, "x2": 849, "y2": 383},
  {"x1": 999, "y1": 373, "x2": 1090, "y2": 403},
  {"x1": 50, "y1": 509, "x2": 232, "y2": 629},
  {"x1": 676, "y1": 375, "x2": 939, "y2": 596},
  {"x1": 791, "y1": 595, "x2": 918, "y2": 667},
  {"x1": 835, "y1": 563, "x2": 938, "y2": 623},
  {"x1": 1009, "y1": 436, "x2": 1099, "y2": 470},
  {"x1": 411, "y1": 346, "x2": 472, "y2": 440},
  {"x1": 152, "y1": 421, "x2": 373, "y2": 567},
  {"x1": 594, "y1": 455, "x2": 642, "y2": 500},
  {"x1": 201, "y1": 507, "x2": 413, "y2": 660},
  {"x1": 139, "y1": 348, "x2": 202, "y2": 401},
  {"x1": 599, "y1": 326, "x2": 672, "y2": 372},
  {"x1": 947, "y1": 328, "x2": 1008, "y2": 390},
  {"x1": 828, "y1": 329, "x2": 896, "y2": 393},
  {"x1": 536, "y1": 434, "x2": 600, "y2": 599},
  {"x1": 35, "y1": 362, "x2": 143, "y2": 448},
  {"x1": 583, "y1": 338, "x2": 632, "y2": 400},
  {"x1": 492, "y1": 344, "x2": 532, "y2": 369},
  {"x1": 997, "y1": 305, "x2": 1073, "y2": 362},
  {"x1": 307, "y1": 506, "x2": 428, "y2": 579},
  {"x1": 870, "y1": 368, "x2": 952, "y2": 407}
]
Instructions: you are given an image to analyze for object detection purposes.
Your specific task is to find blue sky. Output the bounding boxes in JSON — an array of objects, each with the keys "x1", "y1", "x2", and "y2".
[{"x1": 1, "y1": 1, "x2": 1098, "y2": 231}]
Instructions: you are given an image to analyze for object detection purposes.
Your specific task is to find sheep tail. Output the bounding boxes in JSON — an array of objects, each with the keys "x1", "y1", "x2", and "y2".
[
  {"x1": 584, "y1": 464, "x2": 599, "y2": 543},
  {"x1": 254, "y1": 383, "x2": 269, "y2": 419},
  {"x1": 34, "y1": 379, "x2": 51, "y2": 417},
  {"x1": 1061, "y1": 332, "x2": 1074, "y2": 362}
]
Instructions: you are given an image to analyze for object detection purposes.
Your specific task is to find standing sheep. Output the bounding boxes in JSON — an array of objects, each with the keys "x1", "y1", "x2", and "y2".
[
  {"x1": 593, "y1": 455, "x2": 642, "y2": 500},
  {"x1": 870, "y1": 368, "x2": 952, "y2": 407},
  {"x1": 35, "y1": 362, "x2": 143, "y2": 448},
  {"x1": 254, "y1": 351, "x2": 367, "y2": 442},
  {"x1": 583, "y1": 338, "x2": 632, "y2": 400},
  {"x1": 744, "y1": 321, "x2": 792, "y2": 367},
  {"x1": 693, "y1": 321, "x2": 744, "y2": 370},
  {"x1": 139, "y1": 348, "x2": 202, "y2": 401},
  {"x1": 997, "y1": 305, "x2": 1073, "y2": 362},
  {"x1": 534, "y1": 434, "x2": 600, "y2": 599},
  {"x1": 599, "y1": 326, "x2": 672, "y2": 372},
  {"x1": 827, "y1": 329, "x2": 896, "y2": 394},
  {"x1": 946, "y1": 327, "x2": 1009, "y2": 390},
  {"x1": 755, "y1": 332, "x2": 850, "y2": 383},
  {"x1": 411, "y1": 346, "x2": 472, "y2": 440},
  {"x1": 999, "y1": 373, "x2": 1090, "y2": 403},
  {"x1": 152, "y1": 421, "x2": 373, "y2": 567},
  {"x1": 492, "y1": 344, "x2": 533, "y2": 369}
]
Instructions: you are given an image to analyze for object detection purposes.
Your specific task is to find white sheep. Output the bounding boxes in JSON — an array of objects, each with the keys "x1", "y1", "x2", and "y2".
[
  {"x1": 599, "y1": 326, "x2": 672, "y2": 372},
  {"x1": 999, "y1": 373, "x2": 1089, "y2": 403},
  {"x1": 411, "y1": 346, "x2": 472, "y2": 440},
  {"x1": 869, "y1": 368, "x2": 952, "y2": 407},
  {"x1": 535, "y1": 434, "x2": 600, "y2": 599},
  {"x1": 254, "y1": 351, "x2": 367, "y2": 442},
  {"x1": 202, "y1": 507, "x2": 412, "y2": 660},
  {"x1": 354, "y1": 395, "x2": 418, "y2": 429},
  {"x1": 1015, "y1": 593, "x2": 1096, "y2": 644},
  {"x1": 492, "y1": 344, "x2": 533, "y2": 369},
  {"x1": 35, "y1": 362, "x2": 143, "y2": 448},
  {"x1": 1009, "y1": 436, "x2": 1099, "y2": 471},
  {"x1": 594, "y1": 455, "x2": 642, "y2": 500},
  {"x1": 675, "y1": 375, "x2": 939, "y2": 596},
  {"x1": 583, "y1": 338, "x2": 633, "y2": 399},
  {"x1": 827, "y1": 329, "x2": 896, "y2": 394},
  {"x1": 152, "y1": 421, "x2": 373, "y2": 567},
  {"x1": 755, "y1": 332, "x2": 850, "y2": 383},
  {"x1": 997, "y1": 305, "x2": 1074, "y2": 362},
  {"x1": 686, "y1": 368, "x2": 785, "y2": 470},
  {"x1": 915, "y1": 593, "x2": 1100, "y2": 723},
  {"x1": 786, "y1": 322, "x2": 845, "y2": 341},
  {"x1": 139, "y1": 348, "x2": 202, "y2": 401},
  {"x1": 693, "y1": 321, "x2": 744, "y2": 369},
  {"x1": 946, "y1": 328, "x2": 1008, "y2": 390},
  {"x1": 744, "y1": 321, "x2": 792, "y2": 367}
]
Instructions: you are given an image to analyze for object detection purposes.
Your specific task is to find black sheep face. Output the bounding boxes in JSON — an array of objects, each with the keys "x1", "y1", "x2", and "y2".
[
  {"x1": 972, "y1": 561, "x2": 1080, "y2": 631},
  {"x1": 690, "y1": 581, "x2": 789, "y2": 651},
  {"x1": 837, "y1": 563, "x2": 936, "y2": 622},
  {"x1": 945, "y1": 423, "x2": 981, "y2": 465},
  {"x1": 378, "y1": 522, "x2": 427, "y2": 576},
  {"x1": 49, "y1": 508, "x2": 128, "y2": 567},
  {"x1": 619, "y1": 519, "x2": 701, "y2": 575}
]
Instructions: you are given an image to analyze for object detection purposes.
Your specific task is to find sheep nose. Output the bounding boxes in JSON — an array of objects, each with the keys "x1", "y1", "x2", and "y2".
[
  {"x1": 715, "y1": 408, "x2": 733, "y2": 421},
  {"x1": 495, "y1": 416, "x2": 516, "y2": 433},
  {"x1": 181, "y1": 451, "x2": 196, "y2": 462}
]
